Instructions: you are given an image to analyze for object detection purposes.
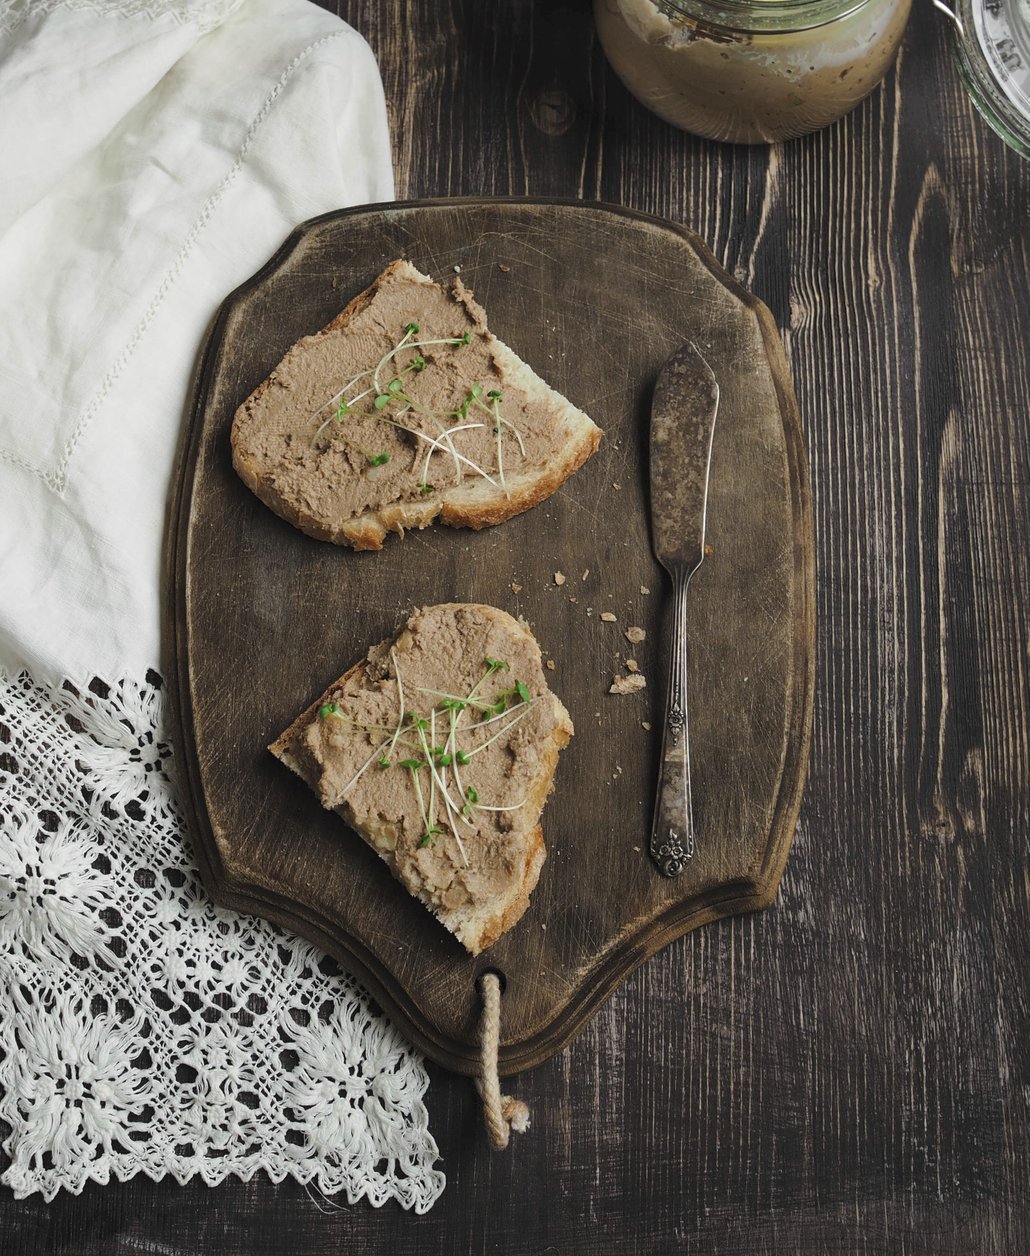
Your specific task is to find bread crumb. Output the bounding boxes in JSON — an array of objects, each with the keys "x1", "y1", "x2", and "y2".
[
  {"x1": 568, "y1": 595, "x2": 578, "y2": 603},
  {"x1": 553, "y1": 571, "x2": 566, "y2": 586},
  {"x1": 641, "y1": 721, "x2": 652, "y2": 731},
  {"x1": 498, "y1": 263, "x2": 511, "y2": 272},
  {"x1": 600, "y1": 611, "x2": 617, "y2": 623},
  {"x1": 625, "y1": 658, "x2": 639, "y2": 673},
  {"x1": 640, "y1": 585, "x2": 650, "y2": 595},
  {"x1": 541, "y1": 923, "x2": 547, "y2": 930},
  {"x1": 453, "y1": 264, "x2": 462, "y2": 273},
  {"x1": 705, "y1": 543, "x2": 713, "y2": 555},
  {"x1": 581, "y1": 569, "x2": 589, "y2": 581},
  {"x1": 610, "y1": 674, "x2": 646, "y2": 695},
  {"x1": 546, "y1": 659, "x2": 556, "y2": 671},
  {"x1": 511, "y1": 582, "x2": 522, "y2": 593},
  {"x1": 612, "y1": 482, "x2": 622, "y2": 491},
  {"x1": 633, "y1": 845, "x2": 641, "y2": 853},
  {"x1": 625, "y1": 626, "x2": 646, "y2": 644}
]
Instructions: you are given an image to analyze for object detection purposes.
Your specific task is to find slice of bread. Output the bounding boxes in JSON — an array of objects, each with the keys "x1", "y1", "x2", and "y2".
[
  {"x1": 270, "y1": 603, "x2": 573, "y2": 954},
  {"x1": 231, "y1": 260, "x2": 602, "y2": 549}
]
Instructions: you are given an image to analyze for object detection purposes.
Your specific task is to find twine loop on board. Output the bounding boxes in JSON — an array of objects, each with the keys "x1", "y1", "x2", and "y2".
[{"x1": 476, "y1": 972, "x2": 530, "y2": 1150}]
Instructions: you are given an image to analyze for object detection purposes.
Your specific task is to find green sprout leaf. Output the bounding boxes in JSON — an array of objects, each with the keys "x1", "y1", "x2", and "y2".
[
  {"x1": 405, "y1": 321, "x2": 420, "y2": 334},
  {"x1": 419, "y1": 826, "x2": 442, "y2": 848},
  {"x1": 369, "y1": 452, "x2": 390, "y2": 466},
  {"x1": 388, "y1": 377, "x2": 403, "y2": 394},
  {"x1": 378, "y1": 756, "x2": 391, "y2": 768},
  {"x1": 398, "y1": 758, "x2": 423, "y2": 771},
  {"x1": 374, "y1": 394, "x2": 391, "y2": 409},
  {"x1": 456, "y1": 750, "x2": 470, "y2": 765},
  {"x1": 411, "y1": 354, "x2": 426, "y2": 372},
  {"x1": 485, "y1": 657, "x2": 510, "y2": 673},
  {"x1": 487, "y1": 390, "x2": 502, "y2": 400},
  {"x1": 470, "y1": 384, "x2": 484, "y2": 399},
  {"x1": 437, "y1": 753, "x2": 452, "y2": 766},
  {"x1": 319, "y1": 703, "x2": 339, "y2": 719},
  {"x1": 516, "y1": 680, "x2": 531, "y2": 703},
  {"x1": 466, "y1": 785, "x2": 479, "y2": 804},
  {"x1": 418, "y1": 481, "x2": 434, "y2": 495}
]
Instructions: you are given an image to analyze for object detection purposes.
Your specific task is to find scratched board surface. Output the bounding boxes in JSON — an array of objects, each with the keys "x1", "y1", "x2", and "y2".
[{"x1": 170, "y1": 200, "x2": 813, "y2": 1074}]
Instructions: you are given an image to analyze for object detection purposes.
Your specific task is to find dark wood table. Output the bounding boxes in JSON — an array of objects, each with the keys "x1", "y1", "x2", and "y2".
[{"x1": 4, "y1": 2, "x2": 1027, "y2": 1252}]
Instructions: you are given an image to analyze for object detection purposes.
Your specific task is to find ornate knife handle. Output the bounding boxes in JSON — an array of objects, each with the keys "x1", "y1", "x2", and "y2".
[{"x1": 649, "y1": 569, "x2": 696, "y2": 877}]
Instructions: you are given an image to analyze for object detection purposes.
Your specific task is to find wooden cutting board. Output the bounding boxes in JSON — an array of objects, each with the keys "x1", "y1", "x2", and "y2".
[{"x1": 168, "y1": 199, "x2": 814, "y2": 1077}]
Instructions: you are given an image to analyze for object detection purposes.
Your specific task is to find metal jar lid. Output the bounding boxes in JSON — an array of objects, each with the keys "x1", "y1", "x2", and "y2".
[{"x1": 935, "y1": 0, "x2": 1030, "y2": 155}]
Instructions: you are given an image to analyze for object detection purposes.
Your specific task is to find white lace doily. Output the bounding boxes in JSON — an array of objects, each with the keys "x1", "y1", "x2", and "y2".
[{"x1": 0, "y1": 668, "x2": 445, "y2": 1210}]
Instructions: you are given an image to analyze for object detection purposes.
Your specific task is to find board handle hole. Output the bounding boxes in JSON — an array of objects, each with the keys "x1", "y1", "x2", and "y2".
[{"x1": 478, "y1": 966, "x2": 507, "y2": 996}]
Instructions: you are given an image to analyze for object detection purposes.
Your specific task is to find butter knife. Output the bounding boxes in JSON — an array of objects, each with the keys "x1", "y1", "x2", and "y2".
[{"x1": 648, "y1": 343, "x2": 720, "y2": 878}]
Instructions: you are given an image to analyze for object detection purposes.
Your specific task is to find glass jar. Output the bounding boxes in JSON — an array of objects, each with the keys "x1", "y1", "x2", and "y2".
[
  {"x1": 594, "y1": 0, "x2": 913, "y2": 143},
  {"x1": 939, "y1": 0, "x2": 1030, "y2": 158}
]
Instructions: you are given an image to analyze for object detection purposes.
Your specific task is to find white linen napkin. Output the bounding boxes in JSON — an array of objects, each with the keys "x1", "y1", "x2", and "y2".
[
  {"x1": 0, "y1": 0, "x2": 446, "y2": 1210},
  {"x1": 0, "y1": 0, "x2": 393, "y2": 687}
]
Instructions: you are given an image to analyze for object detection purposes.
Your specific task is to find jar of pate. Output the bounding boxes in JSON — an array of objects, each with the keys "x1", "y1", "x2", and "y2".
[{"x1": 595, "y1": 0, "x2": 913, "y2": 143}]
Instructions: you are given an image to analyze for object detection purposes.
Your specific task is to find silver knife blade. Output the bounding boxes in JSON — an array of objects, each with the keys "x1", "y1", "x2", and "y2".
[
  {"x1": 649, "y1": 343, "x2": 720, "y2": 574},
  {"x1": 647, "y1": 343, "x2": 719, "y2": 878}
]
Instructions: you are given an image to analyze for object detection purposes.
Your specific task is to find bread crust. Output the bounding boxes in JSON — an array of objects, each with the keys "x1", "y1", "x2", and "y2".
[
  {"x1": 269, "y1": 604, "x2": 572, "y2": 954},
  {"x1": 231, "y1": 261, "x2": 602, "y2": 549}
]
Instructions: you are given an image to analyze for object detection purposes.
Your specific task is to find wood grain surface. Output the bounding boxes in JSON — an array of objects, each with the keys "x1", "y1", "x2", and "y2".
[
  {"x1": 172, "y1": 200, "x2": 813, "y2": 1074},
  {"x1": 3, "y1": 0, "x2": 1027, "y2": 1252}
]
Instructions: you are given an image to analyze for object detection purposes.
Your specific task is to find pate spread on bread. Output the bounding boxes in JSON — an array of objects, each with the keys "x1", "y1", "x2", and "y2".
[
  {"x1": 270, "y1": 604, "x2": 573, "y2": 954},
  {"x1": 231, "y1": 260, "x2": 602, "y2": 549}
]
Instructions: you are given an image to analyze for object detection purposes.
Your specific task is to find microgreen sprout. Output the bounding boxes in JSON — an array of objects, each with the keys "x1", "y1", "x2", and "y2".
[
  {"x1": 398, "y1": 757, "x2": 432, "y2": 840},
  {"x1": 369, "y1": 452, "x2": 390, "y2": 466},
  {"x1": 416, "y1": 687, "x2": 497, "y2": 713},
  {"x1": 492, "y1": 392, "x2": 507, "y2": 496},
  {"x1": 463, "y1": 701, "x2": 535, "y2": 759},
  {"x1": 338, "y1": 736, "x2": 394, "y2": 797},
  {"x1": 383, "y1": 650, "x2": 408, "y2": 763},
  {"x1": 318, "y1": 646, "x2": 537, "y2": 864}
]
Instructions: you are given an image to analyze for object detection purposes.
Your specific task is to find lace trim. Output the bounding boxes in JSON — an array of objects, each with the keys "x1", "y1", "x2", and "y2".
[
  {"x1": 0, "y1": 0, "x2": 245, "y2": 37},
  {"x1": 0, "y1": 668, "x2": 445, "y2": 1210}
]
